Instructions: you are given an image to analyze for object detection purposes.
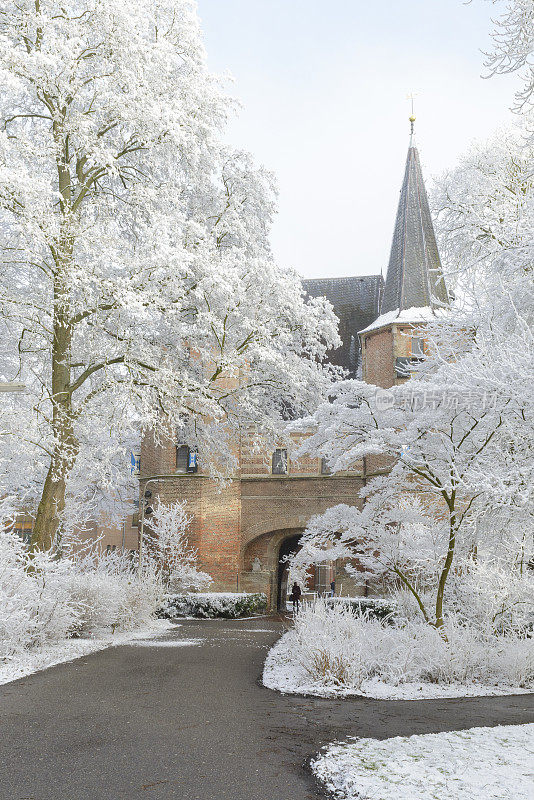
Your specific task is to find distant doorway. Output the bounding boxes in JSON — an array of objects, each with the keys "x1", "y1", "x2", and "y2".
[{"x1": 276, "y1": 534, "x2": 301, "y2": 611}]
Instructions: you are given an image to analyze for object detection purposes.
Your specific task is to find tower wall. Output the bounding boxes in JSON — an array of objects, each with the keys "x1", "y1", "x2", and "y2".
[
  {"x1": 361, "y1": 328, "x2": 394, "y2": 388},
  {"x1": 361, "y1": 324, "x2": 418, "y2": 389}
]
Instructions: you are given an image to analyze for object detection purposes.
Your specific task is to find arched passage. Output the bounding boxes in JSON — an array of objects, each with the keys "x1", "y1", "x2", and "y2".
[
  {"x1": 241, "y1": 527, "x2": 304, "y2": 610},
  {"x1": 241, "y1": 527, "x2": 348, "y2": 610},
  {"x1": 276, "y1": 533, "x2": 302, "y2": 610}
]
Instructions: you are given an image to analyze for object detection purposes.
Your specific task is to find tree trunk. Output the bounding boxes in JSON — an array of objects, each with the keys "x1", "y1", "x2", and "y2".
[
  {"x1": 31, "y1": 308, "x2": 79, "y2": 550},
  {"x1": 31, "y1": 464, "x2": 67, "y2": 551},
  {"x1": 31, "y1": 113, "x2": 79, "y2": 550},
  {"x1": 434, "y1": 493, "x2": 457, "y2": 632},
  {"x1": 31, "y1": 163, "x2": 77, "y2": 550},
  {"x1": 31, "y1": 387, "x2": 79, "y2": 550}
]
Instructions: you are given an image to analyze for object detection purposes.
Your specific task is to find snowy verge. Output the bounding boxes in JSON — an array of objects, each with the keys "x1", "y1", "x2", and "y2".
[
  {"x1": 312, "y1": 724, "x2": 534, "y2": 800},
  {"x1": 263, "y1": 628, "x2": 534, "y2": 700},
  {"x1": 0, "y1": 619, "x2": 174, "y2": 686}
]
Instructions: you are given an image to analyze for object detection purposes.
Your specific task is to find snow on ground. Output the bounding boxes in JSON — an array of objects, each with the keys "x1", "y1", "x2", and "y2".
[
  {"x1": 263, "y1": 630, "x2": 533, "y2": 700},
  {"x1": 312, "y1": 724, "x2": 534, "y2": 800},
  {"x1": 0, "y1": 619, "x2": 174, "y2": 686}
]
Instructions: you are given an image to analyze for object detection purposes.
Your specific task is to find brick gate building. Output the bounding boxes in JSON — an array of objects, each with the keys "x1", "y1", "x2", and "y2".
[{"x1": 139, "y1": 127, "x2": 449, "y2": 609}]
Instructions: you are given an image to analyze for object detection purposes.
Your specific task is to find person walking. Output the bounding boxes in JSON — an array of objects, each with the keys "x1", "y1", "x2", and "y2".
[
  {"x1": 290, "y1": 582, "x2": 302, "y2": 612},
  {"x1": 330, "y1": 579, "x2": 336, "y2": 597}
]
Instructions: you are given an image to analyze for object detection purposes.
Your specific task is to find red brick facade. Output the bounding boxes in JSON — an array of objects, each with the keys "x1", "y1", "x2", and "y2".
[
  {"x1": 135, "y1": 313, "x2": 435, "y2": 608},
  {"x1": 139, "y1": 427, "x2": 368, "y2": 607}
]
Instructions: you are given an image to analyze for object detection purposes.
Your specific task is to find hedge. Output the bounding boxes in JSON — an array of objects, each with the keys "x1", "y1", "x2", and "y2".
[{"x1": 160, "y1": 592, "x2": 268, "y2": 619}]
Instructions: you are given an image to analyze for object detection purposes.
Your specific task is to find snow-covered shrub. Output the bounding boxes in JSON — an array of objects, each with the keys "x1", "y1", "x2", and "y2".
[
  {"x1": 0, "y1": 530, "x2": 34, "y2": 658},
  {"x1": 0, "y1": 524, "x2": 163, "y2": 660},
  {"x1": 264, "y1": 599, "x2": 534, "y2": 695},
  {"x1": 291, "y1": 600, "x2": 389, "y2": 689},
  {"x1": 64, "y1": 551, "x2": 162, "y2": 636},
  {"x1": 325, "y1": 596, "x2": 397, "y2": 621},
  {"x1": 161, "y1": 592, "x2": 267, "y2": 619},
  {"x1": 392, "y1": 565, "x2": 534, "y2": 637},
  {"x1": 0, "y1": 499, "x2": 214, "y2": 661},
  {"x1": 0, "y1": 529, "x2": 81, "y2": 658},
  {"x1": 145, "y1": 501, "x2": 212, "y2": 593},
  {"x1": 450, "y1": 563, "x2": 534, "y2": 636}
]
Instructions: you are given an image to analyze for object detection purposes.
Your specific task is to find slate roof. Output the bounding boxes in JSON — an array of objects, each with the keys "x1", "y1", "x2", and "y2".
[
  {"x1": 303, "y1": 275, "x2": 383, "y2": 377},
  {"x1": 381, "y1": 143, "x2": 449, "y2": 315}
]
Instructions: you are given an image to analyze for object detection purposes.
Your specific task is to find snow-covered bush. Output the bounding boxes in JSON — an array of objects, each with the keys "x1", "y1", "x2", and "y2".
[
  {"x1": 391, "y1": 564, "x2": 534, "y2": 637},
  {"x1": 64, "y1": 550, "x2": 162, "y2": 637},
  {"x1": 161, "y1": 592, "x2": 267, "y2": 619},
  {"x1": 145, "y1": 501, "x2": 212, "y2": 593},
  {"x1": 450, "y1": 563, "x2": 534, "y2": 636},
  {"x1": 0, "y1": 529, "x2": 81, "y2": 658},
  {"x1": 325, "y1": 596, "x2": 397, "y2": 621},
  {"x1": 264, "y1": 599, "x2": 534, "y2": 696},
  {"x1": 0, "y1": 497, "x2": 216, "y2": 660},
  {"x1": 0, "y1": 524, "x2": 164, "y2": 660}
]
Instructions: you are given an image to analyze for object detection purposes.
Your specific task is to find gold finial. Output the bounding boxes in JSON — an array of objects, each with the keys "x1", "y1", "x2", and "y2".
[{"x1": 406, "y1": 92, "x2": 417, "y2": 137}]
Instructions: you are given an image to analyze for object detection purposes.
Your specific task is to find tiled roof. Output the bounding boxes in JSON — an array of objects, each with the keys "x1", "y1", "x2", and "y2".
[
  {"x1": 381, "y1": 144, "x2": 449, "y2": 315},
  {"x1": 303, "y1": 275, "x2": 383, "y2": 377}
]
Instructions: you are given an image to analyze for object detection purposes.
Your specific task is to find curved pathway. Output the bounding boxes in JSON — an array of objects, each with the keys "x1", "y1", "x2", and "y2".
[{"x1": 1, "y1": 616, "x2": 533, "y2": 800}]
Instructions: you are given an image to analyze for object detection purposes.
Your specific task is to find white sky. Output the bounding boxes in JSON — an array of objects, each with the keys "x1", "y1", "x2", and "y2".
[{"x1": 197, "y1": 0, "x2": 517, "y2": 279}]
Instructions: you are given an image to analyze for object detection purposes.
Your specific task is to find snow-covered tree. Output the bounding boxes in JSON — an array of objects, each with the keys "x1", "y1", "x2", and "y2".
[
  {"x1": 291, "y1": 360, "x2": 533, "y2": 631},
  {"x1": 0, "y1": 0, "x2": 339, "y2": 549},
  {"x1": 432, "y1": 126, "x2": 533, "y2": 324},
  {"x1": 429, "y1": 128, "x2": 534, "y2": 517},
  {"x1": 485, "y1": 0, "x2": 534, "y2": 122},
  {"x1": 144, "y1": 500, "x2": 211, "y2": 592}
]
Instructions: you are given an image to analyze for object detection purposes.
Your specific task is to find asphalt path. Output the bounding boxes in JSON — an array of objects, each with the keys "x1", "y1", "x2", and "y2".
[{"x1": 1, "y1": 616, "x2": 534, "y2": 800}]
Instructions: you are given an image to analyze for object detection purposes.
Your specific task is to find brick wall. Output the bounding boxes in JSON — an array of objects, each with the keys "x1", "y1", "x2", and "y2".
[
  {"x1": 240, "y1": 474, "x2": 363, "y2": 545},
  {"x1": 240, "y1": 432, "x2": 323, "y2": 477},
  {"x1": 198, "y1": 478, "x2": 241, "y2": 590},
  {"x1": 361, "y1": 328, "x2": 394, "y2": 388}
]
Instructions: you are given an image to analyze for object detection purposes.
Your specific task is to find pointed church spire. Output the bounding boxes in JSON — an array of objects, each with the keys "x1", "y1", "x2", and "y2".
[{"x1": 380, "y1": 119, "x2": 449, "y2": 315}]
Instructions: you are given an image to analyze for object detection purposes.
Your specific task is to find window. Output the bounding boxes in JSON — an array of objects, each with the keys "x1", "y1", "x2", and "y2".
[
  {"x1": 320, "y1": 457, "x2": 332, "y2": 475},
  {"x1": 176, "y1": 445, "x2": 189, "y2": 472},
  {"x1": 411, "y1": 337, "x2": 425, "y2": 358},
  {"x1": 176, "y1": 445, "x2": 198, "y2": 473},
  {"x1": 272, "y1": 448, "x2": 287, "y2": 475}
]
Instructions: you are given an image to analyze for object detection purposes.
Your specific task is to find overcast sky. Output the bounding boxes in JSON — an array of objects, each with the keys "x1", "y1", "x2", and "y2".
[{"x1": 197, "y1": 0, "x2": 517, "y2": 279}]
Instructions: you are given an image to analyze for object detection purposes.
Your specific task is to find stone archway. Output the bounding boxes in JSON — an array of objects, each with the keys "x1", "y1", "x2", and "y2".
[{"x1": 240, "y1": 527, "x2": 304, "y2": 610}]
